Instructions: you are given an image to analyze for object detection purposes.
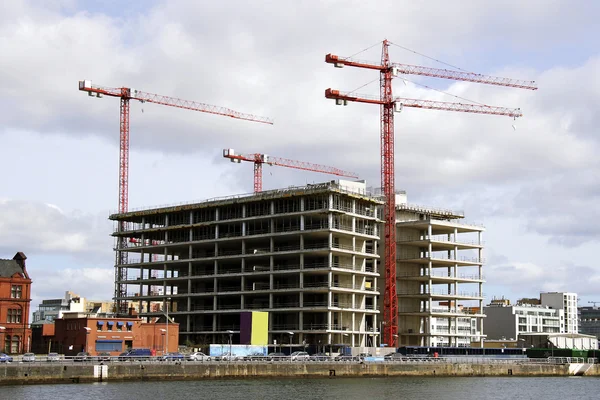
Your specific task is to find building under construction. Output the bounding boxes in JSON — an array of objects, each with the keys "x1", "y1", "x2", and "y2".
[
  {"x1": 109, "y1": 180, "x2": 383, "y2": 348},
  {"x1": 393, "y1": 192, "x2": 485, "y2": 347}
]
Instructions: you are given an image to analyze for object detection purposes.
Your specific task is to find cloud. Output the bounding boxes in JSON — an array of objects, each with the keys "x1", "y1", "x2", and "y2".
[
  {"x1": 2, "y1": 0, "x2": 600, "y2": 305},
  {"x1": 486, "y1": 260, "x2": 599, "y2": 299},
  {"x1": 510, "y1": 170, "x2": 600, "y2": 246},
  {"x1": 0, "y1": 199, "x2": 112, "y2": 257},
  {"x1": 28, "y1": 265, "x2": 115, "y2": 314}
]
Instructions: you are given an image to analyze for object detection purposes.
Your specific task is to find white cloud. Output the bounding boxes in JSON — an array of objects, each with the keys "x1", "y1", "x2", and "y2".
[
  {"x1": 486, "y1": 260, "x2": 599, "y2": 299},
  {"x1": 0, "y1": 199, "x2": 112, "y2": 256},
  {"x1": 1, "y1": 0, "x2": 599, "y2": 304},
  {"x1": 28, "y1": 266, "x2": 115, "y2": 312}
]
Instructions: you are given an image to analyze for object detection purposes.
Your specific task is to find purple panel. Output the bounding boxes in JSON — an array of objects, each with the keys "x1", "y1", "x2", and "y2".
[{"x1": 240, "y1": 312, "x2": 252, "y2": 345}]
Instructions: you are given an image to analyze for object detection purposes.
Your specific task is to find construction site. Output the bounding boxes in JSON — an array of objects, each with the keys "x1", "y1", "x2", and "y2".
[
  {"x1": 110, "y1": 180, "x2": 382, "y2": 348},
  {"x1": 81, "y1": 39, "x2": 536, "y2": 350}
]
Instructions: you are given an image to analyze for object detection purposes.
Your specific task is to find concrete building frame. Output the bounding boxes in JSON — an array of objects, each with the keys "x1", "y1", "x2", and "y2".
[
  {"x1": 109, "y1": 181, "x2": 383, "y2": 349},
  {"x1": 392, "y1": 195, "x2": 485, "y2": 347}
]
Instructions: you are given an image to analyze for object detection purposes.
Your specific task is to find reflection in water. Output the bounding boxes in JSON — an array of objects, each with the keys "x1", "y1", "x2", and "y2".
[{"x1": 0, "y1": 376, "x2": 596, "y2": 400}]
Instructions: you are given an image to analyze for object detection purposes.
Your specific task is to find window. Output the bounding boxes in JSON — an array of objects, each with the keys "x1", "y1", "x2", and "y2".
[
  {"x1": 11, "y1": 335, "x2": 20, "y2": 353},
  {"x1": 7, "y1": 309, "x2": 22, "y2": 323},
  {"x1": 95, "y1": 340, "x2": 123, "y2": 352},
  {"x1": 10, "y1": 285, "x2": 22, "y2": 299}
]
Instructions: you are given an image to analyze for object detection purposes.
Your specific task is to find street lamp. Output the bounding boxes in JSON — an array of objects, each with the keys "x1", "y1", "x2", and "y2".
[
  {"x1": 226, "y1": 330, "x2": 234, "y2": 359},
  {"x1": 287, "y1": 331, "x2": 294, "y2": 353},
  {"x1": 165, "y1": 297, "x2": 171, "y2": 355},
  {"x1": 83, "y1": 327, "x2": 91, "y2": 354}
]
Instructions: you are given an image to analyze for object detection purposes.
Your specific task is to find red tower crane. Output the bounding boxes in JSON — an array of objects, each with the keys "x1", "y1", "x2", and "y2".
[
  {"x1": 325, "y1": 41, "x2": 537, "y2": 347},
  {"x1": 223, "y1": 148, "x2": 359, "y2": 192},
  {"x1": 79, "y1": 80, "x2": 273, "y2": 315}
]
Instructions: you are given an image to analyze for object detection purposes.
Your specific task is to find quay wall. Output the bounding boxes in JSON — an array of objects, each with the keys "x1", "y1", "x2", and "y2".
[{"x1": 1, "y1": 362, "x2": 598, "y2": 385}]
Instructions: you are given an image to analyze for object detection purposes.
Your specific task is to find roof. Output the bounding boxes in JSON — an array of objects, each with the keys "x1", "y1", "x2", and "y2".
[
  {"x1": 0, "y1": 252, "x2": 30, "y2": 279},
  {"x1": 0, "y1": 261, "x2": 24, "y2": 278},
  {"x1": 519, "y1": 332, "x2": 597, "y2": 340},
  {"x1": 31, "y1": 320, "x2": 54, "y2": 326},
  {"x1": 110, "y1": 181, "x2": 383, "y2": 221}
]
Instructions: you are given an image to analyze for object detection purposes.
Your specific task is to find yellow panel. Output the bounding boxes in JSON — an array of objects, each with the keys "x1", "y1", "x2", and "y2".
[{"x1": 251, "y1": 311, "x2": 269, "y2": 345}]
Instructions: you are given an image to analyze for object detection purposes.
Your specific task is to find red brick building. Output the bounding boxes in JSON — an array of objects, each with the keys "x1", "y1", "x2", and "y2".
[
  {"x1": 0, "y1": 252, "x2": 32, "y2": 354},
  {"x1": 52, "y1": 313, "x2": 179, "y2": 356}
]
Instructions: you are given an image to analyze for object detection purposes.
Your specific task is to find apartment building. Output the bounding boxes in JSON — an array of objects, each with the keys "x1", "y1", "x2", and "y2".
[
  {"x1": 541, "y1": 292, "x2": 578, "y2": 333},
  {"x1": 32, "y1": 291, "x2": 85, "y2": 323},
  {"x1": 484, "y1": 301, "x2": 563, "y2": 340},
  {"x1": 393, "y1": 193, "x2": 485, "y2": 347},
  {"x1": 109, "y1": 180, "x2": 382, "y2": 348},
  {"x1": 579, "y1": 306, "x2": 600, "y2": 340}
]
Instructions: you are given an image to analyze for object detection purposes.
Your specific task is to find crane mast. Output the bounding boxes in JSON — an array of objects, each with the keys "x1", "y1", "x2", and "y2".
[
  {"x1": 79, "y1": 80, "x2": 272, "y2": 315},
  {"x1": 223, "y1": 149, "x2": 359, "y2": 192},
  {"x1": 325, "y1": 40, "x2": 536, "y2": 348}
]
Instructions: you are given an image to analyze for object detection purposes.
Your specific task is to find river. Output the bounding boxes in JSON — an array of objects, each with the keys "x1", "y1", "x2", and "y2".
[{"x1": 1, "y1": 376, "x2": 595, "y2": 399}]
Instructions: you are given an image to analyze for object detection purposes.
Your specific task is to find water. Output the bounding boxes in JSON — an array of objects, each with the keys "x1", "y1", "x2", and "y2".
[{"x1": 1, "y1": 377, "x2": 595, "y2": 399}]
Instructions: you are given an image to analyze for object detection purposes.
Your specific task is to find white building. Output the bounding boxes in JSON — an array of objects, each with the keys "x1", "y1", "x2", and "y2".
[
  {"x1": 484, "y1": 302, "x2": 563, "y2": 340},
  {"x1": 393, "y1": 193, "x2": 485, "y2": 347},
  {"x1": 541, "y1": 292, "x2": 578, "y2": 334},
  {"x1": 32, "y1": 291, "x2": 85, "y2": 322}
]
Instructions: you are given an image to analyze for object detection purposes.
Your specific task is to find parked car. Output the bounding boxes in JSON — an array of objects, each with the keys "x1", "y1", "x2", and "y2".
[
  {"x1": 357, "y1": 352, "x2": 373, "y2": 361},
  {"x1": 118, "y1": 348, "x2": 153, "y2": 361},
  {"x1": 187, "y1": 352, "x2": 211, "y2": 362},
  {"x1": 74, "y1": 352, "x2": 90, "y2": 362},
  {"x1": 0, "y1": 353, "x2": 13, "y2": 363},
  {"x1": 161, "y1": 352, "x2": 185, "y2": 361},
  {"x1": 94, "y1": 352, "x2": 111, "y2": 362},
  {"x1": 47, "y1": 352, "x2": 60, "y2": 362},
  {"x1": 243, "y1": 352, "x2": 266, "y2": 361},
  {"x1": 384, "y1": 352, "x2": 404, "y2": 361},
  {"x1": 310, "y1": 353, "x2": 329, "y2": 361},
  {"x1": 290, "y1": 351, "x2": 310, "y2": 361},
  {"x1": 22, "y1": 353, "x2": 36, "y2": 362},
  {"x1": 267, "y1": 352, "x2": 287, "y2": 361},
  {"x1": 219, "y1": 352, "x2": 240, "y2": 361}
]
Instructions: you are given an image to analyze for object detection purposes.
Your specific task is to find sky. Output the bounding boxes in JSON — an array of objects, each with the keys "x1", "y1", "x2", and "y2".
[{"x1": 1, "y1": 0, "x2": 599, "y2": 315}]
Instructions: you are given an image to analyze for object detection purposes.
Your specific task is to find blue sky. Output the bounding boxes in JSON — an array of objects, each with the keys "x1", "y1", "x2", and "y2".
[{"x1": 1, "y1": 0, "x2": 599, "y2": 313}]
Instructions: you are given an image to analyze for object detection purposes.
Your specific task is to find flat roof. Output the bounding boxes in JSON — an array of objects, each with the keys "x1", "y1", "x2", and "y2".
[{"x1": 110, "y1": 182, "x2": 383, "y2": 221}]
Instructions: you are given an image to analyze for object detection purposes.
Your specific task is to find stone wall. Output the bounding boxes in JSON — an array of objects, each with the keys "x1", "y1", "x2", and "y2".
[{"x1": 1, "y1": 362, "x2": 596, "y2": 386}]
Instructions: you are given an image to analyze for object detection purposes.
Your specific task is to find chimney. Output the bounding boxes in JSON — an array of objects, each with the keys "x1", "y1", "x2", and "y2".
[{"x1": 13, "y1": 252, "x2": 30, "y2": 278}]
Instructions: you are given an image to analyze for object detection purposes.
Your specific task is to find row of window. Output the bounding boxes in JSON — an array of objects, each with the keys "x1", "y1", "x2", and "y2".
[
  {"x1": 97, "y1": 322, "x2": 133, "y2": 332},
  {"x1": 11, "y1": 285, "x2": 22, "y2": 299},
  {"x1": 6, "y1": 309, "x2": 22, "y2": 323},
  {"x1": 3, "y1": 335, "x2": 21, "y2": 354}
]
